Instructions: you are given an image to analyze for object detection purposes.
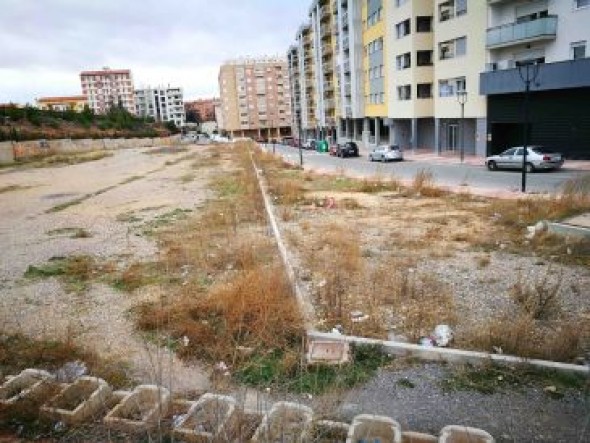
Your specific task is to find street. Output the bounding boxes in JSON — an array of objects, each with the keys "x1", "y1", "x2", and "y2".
[{"x1": 264, "y1": 143, "x2": 585, "y2": 195}]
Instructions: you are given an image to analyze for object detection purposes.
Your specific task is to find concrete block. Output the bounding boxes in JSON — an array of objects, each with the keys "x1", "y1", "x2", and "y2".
[
  {"x1": 346, "y1": 414, "x2": 402, "y2": 443},
  {"x1": 307, "y1": 340, "x2": 350, "y2": 365},
  {"x1": 234, "y1": 409, "x2": 263, "y2": 441},
  {"x1": 104, "y1": 384, "x2": 170, "y2": 432},
  {"x1": 0, "y1": 369, "x2": 53, "y2": 405},
  {"x1": 313, "y1": 419, "x2": 350, "y2": 442},
  {"x1": 173, "y1": 393, "x2": 237, "y2": 442},
  {"x1": 41, "y1": 376, "x2": 112, "y2": 424},
  {"x1": 0, "y1": 141, "x2": 14, "y2": 164},
  {"x1": 438, "y1": 425, "x2": 494, "y2": 443},
  {"x1": 48, "y1": 139, "x2": 75, "y2": 153},
  {"x1": 252, "y1": 401, "x2": 313, "y2": 442},
  {"x1": 402, "y1": 431, "x2": 437, "y2": 442}
]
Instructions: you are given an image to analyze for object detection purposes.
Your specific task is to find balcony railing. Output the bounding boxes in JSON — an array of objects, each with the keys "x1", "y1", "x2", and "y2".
[{"x1": 486, "y1": 16, "x2": 557, "y2": 49}]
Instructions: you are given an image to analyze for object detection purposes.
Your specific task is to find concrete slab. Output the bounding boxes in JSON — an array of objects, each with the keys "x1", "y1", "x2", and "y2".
[
  {"x1": 562, "y1": 213, "x2": 590, "y2": 228},
  {"x1": 307, "y1": 340, "x2": 350, "y2": 365}
]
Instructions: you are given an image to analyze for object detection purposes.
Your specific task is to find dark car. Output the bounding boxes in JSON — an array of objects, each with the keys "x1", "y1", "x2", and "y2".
[{"x1": 336, "y1": 141, "x2": 359, "y2": 158}]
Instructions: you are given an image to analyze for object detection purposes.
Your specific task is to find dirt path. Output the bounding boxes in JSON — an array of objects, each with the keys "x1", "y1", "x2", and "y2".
[{"x1": 0, "y1": 146, "x2": 214, "y2": 392}]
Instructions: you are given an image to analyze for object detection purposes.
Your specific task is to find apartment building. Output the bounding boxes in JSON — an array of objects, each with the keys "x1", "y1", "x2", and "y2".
[
  {"x1": 36, "y1": 96, "x2": 88, "y2": 112},
  {"x1": 288, "y1": 0, "x2": 589, "y2": 158},
  {"x1": 218, "y1": 58, "x2": 292, "y2": 140},
  {"x1": 80, "y1": 68, "x2": 135, "y2": 115},
  {"x1": 481, "y1": 0, "x2": 590, "y2": 159},
  {"x1": 135, "y1": 86, "x2": 185, "y2": 128},
  {"x1": 185, "y1": 98, "x2": 217, "y2": 122}
]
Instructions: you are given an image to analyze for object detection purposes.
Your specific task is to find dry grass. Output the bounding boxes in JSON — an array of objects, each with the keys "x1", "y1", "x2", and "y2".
[{"x1": 411, "y1": 168, "x2": 444, "y2": 197}]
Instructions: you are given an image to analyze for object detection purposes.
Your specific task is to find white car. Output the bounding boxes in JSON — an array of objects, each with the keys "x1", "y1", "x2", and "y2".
[
  {"x1": 486, "y1": 146, "x2": 564, "y2": 172},
  {"x1": 369, "y1": 145, "x2": 403, "y2": 162}
]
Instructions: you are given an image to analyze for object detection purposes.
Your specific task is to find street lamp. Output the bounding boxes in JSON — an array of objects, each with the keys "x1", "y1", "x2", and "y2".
[
  {"x1": 297, "y1": 110, "x2": 303, "y2": 167},
  {"x1": 456, "y1": 89, "x2": 467, "y2": 163},
  {"x1": 517, "y1": 61, "x2": 540, "y2": 193}
]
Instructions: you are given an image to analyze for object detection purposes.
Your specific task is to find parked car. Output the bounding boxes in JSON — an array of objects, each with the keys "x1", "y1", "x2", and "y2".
[
  {"x1": 303, "y1": 139, "x2": 317, "y2": 150},
  {"x1": 336, "y1": 141, "x2": 359, "y2": 158},
  {"x1": 368, "y1": 145, "x2": 403, "y2": 162},
  {"x1": 486, "y1": 146, "x2": 564, "y2": 172}
]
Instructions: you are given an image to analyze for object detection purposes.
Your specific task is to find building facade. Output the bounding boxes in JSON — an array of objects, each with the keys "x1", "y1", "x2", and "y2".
[
  {"x1": 80, "y1": 68, "x2": 136, "y2": 115},
  {"x1": 218, "y1": 58, "x2": 292, "y2": 140},
  {"x1": 185, "y1": 98, "x2": 217, "y2": 123},
  {"x1": 288, "y1": 0, "x2": 590, "y2": 158},
  {"x1": 481, "y1": 0, "x2": 590, "y2": 159},
  {"x1": 36, "y1": 96, "x2": 88, "y2": 112},
  {"x1": 135, "y1": 86, "x2": 185, "y2": 128}
]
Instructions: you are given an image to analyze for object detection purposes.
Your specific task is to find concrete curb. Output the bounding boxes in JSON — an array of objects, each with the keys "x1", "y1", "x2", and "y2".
[
  {"x1": 308, "y1": 331, "x2": 589, "y2": 375},
  {"x1": 548, "y1": 222, "x2": 590, "y2": 239}
]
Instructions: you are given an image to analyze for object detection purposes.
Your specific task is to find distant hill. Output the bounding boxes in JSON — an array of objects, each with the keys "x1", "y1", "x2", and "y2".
[{"x1": 0, "y1": 105, "x2": 178, "y2": 141}]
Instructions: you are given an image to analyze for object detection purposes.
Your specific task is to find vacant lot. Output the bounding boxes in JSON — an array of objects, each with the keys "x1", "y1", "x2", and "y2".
[{"x1": 1, "y1": 142, "x2": 589, "y2": 441}]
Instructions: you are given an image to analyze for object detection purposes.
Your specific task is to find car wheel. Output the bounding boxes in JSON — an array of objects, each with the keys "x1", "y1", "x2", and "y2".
[
  {"x1": 525, "y1": 162, "x2": 535, "y2": 173},
  {"x1": 487, "y1": 161, "x2": 497, "y2": 171}
]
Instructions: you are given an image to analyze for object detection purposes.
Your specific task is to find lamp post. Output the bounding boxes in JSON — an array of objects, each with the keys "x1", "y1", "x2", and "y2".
[
  {"x1": 456, "y1": 89, "x2": 467, "y2": 163},
  {"x1": 297, "y1": 110, "x2": 303, "y2": 167},
  {"x1": 518, "y1": 61, "x2": 540, "y2": 193}
]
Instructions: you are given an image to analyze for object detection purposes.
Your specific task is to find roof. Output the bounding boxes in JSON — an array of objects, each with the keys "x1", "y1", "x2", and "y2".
[
  {"x1": 80, "y1": 69, "x2": 131, "y2": 76},
  {"x1": 37, "y1": 96, "x2": 87, "y2": 103}
]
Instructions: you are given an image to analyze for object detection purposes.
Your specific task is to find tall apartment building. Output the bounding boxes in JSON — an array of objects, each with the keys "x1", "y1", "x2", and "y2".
[
  {"x1": 288, "y1": 0, "x2": 590, "y2": 159},
  {"x1": 218, "y1": 58, "x2": 292, "y2": 140},
  {"x1": 80, "y1": 68, "x2": 136, "y2": 115},
  {"x1": 480, "y1": 0, "x2": 590, "y2": 158},
  {"x1": 135, "y1": 86, "x2": 185, "y2": 128}
]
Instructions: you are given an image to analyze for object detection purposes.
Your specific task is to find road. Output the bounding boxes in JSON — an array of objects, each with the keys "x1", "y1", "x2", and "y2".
[{"x1": 263, "y1": 143, "x2": 585, "y2": 195}]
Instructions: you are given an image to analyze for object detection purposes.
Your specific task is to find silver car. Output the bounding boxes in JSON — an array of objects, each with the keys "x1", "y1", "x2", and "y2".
[
  {"x1": 486, "y1": 146, "x2": 564, "y2": 172},
  {"x1": 369, "y1": 145, "x2": 403, "y2": 162}
]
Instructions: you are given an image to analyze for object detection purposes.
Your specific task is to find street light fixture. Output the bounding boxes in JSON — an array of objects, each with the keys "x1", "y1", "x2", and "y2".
[
  {"x1": 297, "y1": 110, "x2": 303, "y2": 167},
  {"x1": 517, "y1": 61, "x2": 540, "y2": 193},
  {"x1": 456, "y1": 89, "x2": 467, "y2": 163}
]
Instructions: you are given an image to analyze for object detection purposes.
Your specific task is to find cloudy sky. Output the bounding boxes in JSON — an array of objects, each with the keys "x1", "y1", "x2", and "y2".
[{"x1": 0, "y1": 0, "x2": 310, "y2": 104}]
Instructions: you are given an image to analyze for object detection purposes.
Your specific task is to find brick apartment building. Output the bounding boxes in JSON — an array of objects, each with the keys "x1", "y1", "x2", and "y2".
[
  {"x1": 80, "y1": 67, "x2": 136, "y2": 115},
  {"x1": 185, "y1": 98, "x2": 217, "y2": 122},
  {"x1": 218, "y1": 57, "x2": 292, "y2": 140}
]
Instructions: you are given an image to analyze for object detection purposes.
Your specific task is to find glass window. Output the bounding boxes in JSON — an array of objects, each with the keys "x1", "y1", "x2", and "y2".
[
  {"x1": 416, "y1": 16, "x2": 432, "y2": 33},
  {"x1": 571, "y1": 41, "x2": 587, "y2": 59},
  {"x1": 456, "y1": 37, "x2": 466, "y2": 56},
  {"x1": 575, "y1": 0, "x2": 590, "y2": 8}
]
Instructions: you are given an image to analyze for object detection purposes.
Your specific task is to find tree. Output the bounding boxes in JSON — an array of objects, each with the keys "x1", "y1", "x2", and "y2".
[
  {"x1": 165, "y1": 120, "x2": 179, "y2": 134},
  {"x1": 185, "y1": 109, "x2": 201, "y2": 124}
]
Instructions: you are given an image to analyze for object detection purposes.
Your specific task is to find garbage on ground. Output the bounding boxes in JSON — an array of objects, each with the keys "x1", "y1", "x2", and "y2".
[
  {"x1": 214, "y1": 361, "x2": 230, "y2": 376},
  {"x1": 350, "y1": 310, "x2": 369, "y2": 323},
  {"x1": 418, "y1": 325, "x2": 454, "y2": 348},
  {"x1": 54, "y1": 361, "x2": 87, "y2": 382},
  {"x1": 324, "y1": 197, "x2": 336, "y2": 209},
  {"x1": 525, "y1": 220, "x2": 548, "y2": 239}
]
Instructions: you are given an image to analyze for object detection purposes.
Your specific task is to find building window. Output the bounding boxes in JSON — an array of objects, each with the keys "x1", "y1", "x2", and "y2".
[
  {"x1": 417, "y1": 83, "x2": 432, "y2": 99},
  {"x1": 396, "y1": 19, "x2": 411, "y2": 38},
  {"x1": 416, "y1": 16, "x2": 432, "y2": 33},
  {"x1": 367, "y1": 5, "x2": 383, "y2": 28},
  {"x1": 397, "y1": 85, "x2": 411, "y2": 100},
  {"x1": 396, "y1": 52, "x2": 411, "y2": 70},
  {"x1": 439, "y1": 0, "x2": 466, "y2": 22},
  {"x1": 439, "y1": 37, "x2": 466, "y2": 60},
  {"x1": 439, "y1": 77, "x2": 466, "y2": 97},
  {"x1": 575, "y1": 0, "x2": 590, "y2": 8},
  {"x1": 416, "y1": 50, "x2": 433, "y2": 66},
  {"x1": 395, "y1": 0, "x2": 408, "y2": 6},
  {"x1": 571, "y1": 41, "x2": 587, "y2": 59}
]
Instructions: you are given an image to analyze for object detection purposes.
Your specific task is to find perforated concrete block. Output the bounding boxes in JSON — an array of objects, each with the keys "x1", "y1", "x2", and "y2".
[
  {"x1": 252, "y1": 401, "x2": 313, "y2": 442},
  {"x1": 313, "y1": 419, "x2": 350, "y2": 442},
  {"x1": 173, "y1": 393, "x2": 237, "y2": 442},
  {"x1": 346, "y1": 414, "x2": 402, "y2": 443},
  {"x1": 402, "y1": 430, "x2": 437, "y2": 443},
  {"x1": 104, "y1": 384, "x2": 170, "y2": 432},
  {"x1": 0, "y1": 369, "x2": 53, "y2": 405},
  {"x1": 307, "y1": 340, "x2": 351, "y2": 365},
  {"x1": 438, "y1": 425, "x2": 494, "y2": 443},
  {"x1": 41, "y1": 376, "x2": 111, "y2": 424}
]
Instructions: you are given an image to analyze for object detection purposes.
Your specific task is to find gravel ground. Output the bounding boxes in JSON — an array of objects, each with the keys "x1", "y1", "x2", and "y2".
[{"x1": 338, "y1": 363, "x2": 589, "y2": 443}]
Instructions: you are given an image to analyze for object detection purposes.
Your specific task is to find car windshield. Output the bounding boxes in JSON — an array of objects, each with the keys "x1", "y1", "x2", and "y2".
[{"x1": 389, "y1": 146, "x2": 400, "y2": 151}]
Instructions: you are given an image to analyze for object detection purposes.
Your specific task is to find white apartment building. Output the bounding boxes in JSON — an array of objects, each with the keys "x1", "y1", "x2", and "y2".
[
  {"x1": 135, "y1": 86, "x2": 186, "y2": 128},
  {"x1": 481, "y1": 0, "x2": 590, "y2": 158},
  {"x1": 80, "y1": 68, "x2": 136, "y2": 115}
]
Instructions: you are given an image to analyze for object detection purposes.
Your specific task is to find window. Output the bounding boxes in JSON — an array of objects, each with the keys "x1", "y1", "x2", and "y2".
[
  {"x1": 395, "y1": 0, "x2": 408, "y2": 6},
  {"x1": 576, "y1": 0, "x2": 590, "y2": 8},
  {"x1": 571, "y1": 41, "x2": 587, "y2": 59},
  {"x1": 439, "y1": 77, "x2": 466, "y2": 97},
  {"x1": 439, "y1": 0, "x2": 466, "y2": 21},
  {"x1": 456, "y1": 37, "x2": 466, "y2": 56},
  {"x1": 397, "y1": 85, "x2": 411, "y2": 100},
  {"x1": 417, "y1": 83, "x2": 432, "y2": 99},
  {"x1": 396, "y1": 52, "x2": 411, "y2": 70},
  {"x1": 417, "y1": 50, "x2": 433, "y2": 66},
  {"x1": 367, "y1": 6, "x2": 383, "y2": 28},
  {"x1": 439, "y1": 37, "x2": 466, "y2": 60},
  {"x1": 396, "y1": 19, "x2": 411, "y2": 39},
  {"x1": 416, "y1": 16, "x2": 432, "y2": 33}
]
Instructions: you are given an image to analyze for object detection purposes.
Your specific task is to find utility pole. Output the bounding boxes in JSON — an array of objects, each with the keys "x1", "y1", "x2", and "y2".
[
  {"x1": 518, "y1": 62, "x2": 540, "y2": 193},
  {"x1": 456, "y1": 90, "x2": 467, "y2": 163}
]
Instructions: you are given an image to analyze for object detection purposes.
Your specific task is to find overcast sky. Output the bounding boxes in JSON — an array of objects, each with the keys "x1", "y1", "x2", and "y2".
[{"x1": 0, "y1": 0, "x2": 309, "y2": 104}]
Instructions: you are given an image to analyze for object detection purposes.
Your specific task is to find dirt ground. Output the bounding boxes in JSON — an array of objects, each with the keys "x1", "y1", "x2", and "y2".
[{"x1": 0, "y1": 146, "x2": 214, "y2": 392}]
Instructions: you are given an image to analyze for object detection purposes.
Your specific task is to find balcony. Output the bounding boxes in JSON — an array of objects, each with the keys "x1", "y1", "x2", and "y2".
[
  {"x1": 322, "y1": 44, "x2": 333, "y2": 57},
  {"x1": 486, "y1": 16, "x2": 557, "y2": 49},
  {"x1": 341, "y1": 11, "x2": 348, "y2": 27},
  {"x1": 324, "y1": 99, "x2": 335, "y2": 110},
  {"x1": 480, "y1": 57, "x2": 590, "y2": 95},
  {"x1": 324, "y1": 82, "x2": 334, "y2": 93},
  {"x1": 321, "y1": 27, "x2": 332, "y2": 40},
  {"x1": 320, "y1": 5, "x2": 330, "y2": 21}
]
